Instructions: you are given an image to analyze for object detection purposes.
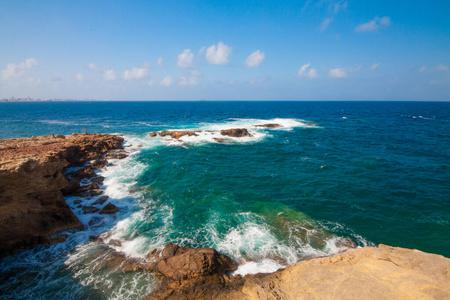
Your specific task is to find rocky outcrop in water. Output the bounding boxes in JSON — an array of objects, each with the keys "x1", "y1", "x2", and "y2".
[
  {"x1": 146, "y1": 244, "x2": 450, "y2": 299},
  {"x1": 150, "y1": 131, "x2": 199, "y2": 139},
  {"x1": 254, "y1": 123, "x2": 282, "y2": 128},
  {"x1": 0, "y1": 133, "x2": 124, "y2": 257},
  {"x1": 220, "y1": 128, "x2": 253, "y2": 138}
]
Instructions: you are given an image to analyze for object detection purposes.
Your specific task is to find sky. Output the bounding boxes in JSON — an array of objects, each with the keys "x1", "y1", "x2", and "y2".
[{"x1": 0, "y1": 0, "x2": 449, "y2": 101}]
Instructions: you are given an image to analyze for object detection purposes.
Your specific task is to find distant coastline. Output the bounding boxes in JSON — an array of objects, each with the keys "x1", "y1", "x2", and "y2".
[{"x1": 0, "y1": 97, "x2": 88, "y2": 102}]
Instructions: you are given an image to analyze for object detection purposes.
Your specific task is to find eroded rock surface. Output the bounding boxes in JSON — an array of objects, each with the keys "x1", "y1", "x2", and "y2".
[
  {"x1": 0, "y1": 133, "x2": 124, "y2": 257},
  {"x1": 160, "y1": 244, "x2": 450, "y2": 300}
]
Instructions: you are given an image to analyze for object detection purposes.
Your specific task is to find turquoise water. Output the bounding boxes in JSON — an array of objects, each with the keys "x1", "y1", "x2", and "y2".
[{"x1": 0, "y1": 101, "x2": 449, "y2": 299}]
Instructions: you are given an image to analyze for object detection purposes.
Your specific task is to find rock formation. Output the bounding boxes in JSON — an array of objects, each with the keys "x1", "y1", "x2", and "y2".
[
  {"x1": 220, "y1": 128, "x2": 253, "y2": 138},
  {"x1": 254, "y1": 123, "x2": 282, "y2": 128},
  {"x1": 0, "y1": 133, "x2": 124, "y2": 257},
  {"x1": 146, "y1": 244, "x2": 450, "y2": 299}
]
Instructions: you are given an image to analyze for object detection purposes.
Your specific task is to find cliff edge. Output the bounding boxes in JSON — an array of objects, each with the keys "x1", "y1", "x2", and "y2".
[
  {"x1": 0, "y1": 133, "x2": 124, "y2": 257},
  {"x1": 146, "y1": 244, "x2": 450, "y2": 299}
]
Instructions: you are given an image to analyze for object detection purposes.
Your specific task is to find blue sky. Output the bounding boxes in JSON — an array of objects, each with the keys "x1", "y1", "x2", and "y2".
[{"x1": 0, "y1": 0, "x2": 449, "y2": 100}]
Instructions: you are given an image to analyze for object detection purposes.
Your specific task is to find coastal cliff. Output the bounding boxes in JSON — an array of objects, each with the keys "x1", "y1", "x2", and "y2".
[{"x1": 0, "y1": 133, "x2": 124, "y2": 257}]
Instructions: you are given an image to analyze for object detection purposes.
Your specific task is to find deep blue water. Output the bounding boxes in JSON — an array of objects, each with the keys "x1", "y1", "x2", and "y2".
[{"x1": 0, "y1": 101, "x2": 449, "y2": 299}]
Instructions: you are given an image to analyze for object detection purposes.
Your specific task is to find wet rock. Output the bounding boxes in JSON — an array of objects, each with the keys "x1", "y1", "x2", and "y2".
[
  {"x1": 335, "y1": 238, "x2": 357, "y2": 250},
  {"x1": 49, "y1": 234, "x2": 68, "y2": 245},
  {"x1": 254, "y1": 123, "x2": 282, "y2": 128},
  {"x1": 159, "y1": 131, "x2": 199, "y2": 139},
  {"x1": 61, "y1": 178, "x2": 81, "y2": 195},
  {"x1": 149, "y1": 132, "x2": 158, "y2": 137},
  {"x1": 146, "y1": 244, "x2": 238, "y2": 299},
  {"x1": 82, "y1": 206, "x2": 100, "y2": 214},
  {"x1": 213, "y1": 138, "x2": 227, "y2": 143},
  {"x1": 104, "y1": 149, "x2": 128, "y2": 160},
  {"x1": 220, "y1": 128, "x2": 253, "y2": 138},
  {"x1": 90, "y1": 158, "x2": 108, "y2": 169},
  {"x1": 73, "y1": 200, "x2": 82, "y2": 205},
  {"x1": 153, "y1": 244, "x2": 237, "y2": 281},
  {"x1": 100, "y1": 202, "x2": 119, "y2": 214},
  {"x1": 108, "y1": 239, "x2": 122, "y2": 247},
  {"x1": 90, "y1": 176, "x2": 104, "y2": 185},
  {"x1": 88, "y1": 189, "x2": 104, "y2": 196},
  {"x1": 67, "y1": 166, "x2": 96, "y2": 179},
  {"x1": 92, "y1": 195, "x2": 109, "y2": 205}
]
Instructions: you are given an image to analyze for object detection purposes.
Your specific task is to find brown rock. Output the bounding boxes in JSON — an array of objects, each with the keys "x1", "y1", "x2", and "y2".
[
  {"x1": 149, "y1": 132, "x2": 158, "y2": 137},
  {"x1": 90, "y1": 158, "x2": 108, "y2": 169},
  {"x1": 254, "y1": 123, "x2": 282, "y2": 128},
  {"x1": 100, "y1": 202, "x2": 119, "y2": 214},
  {"x1": 159, "y1": 131, "x2": 199, "y2": 139},
  {"x1": 92, "y1": 195, "x2": 109, "y2": 205},
  {"x1": 90, "y1": 176, "x2": 104, "y2": 185},
  {"x1": 82, "y1": 206, "x2": 100, "y2": 214},
  {"x1": 162, "y1": 245, "x2": 450, "y2": 300},
  {"x1": 88, "y1": 189, "x2": 104, "y2": 197},
  {"x1": 104, "y1": 149, "x2": 128, "y2": 160},
  {"x1": 153, "y1": 244, "x2": 237, "y2": 281},
  {"x1": 220, "y1": 128, "x2": 253, "y2": 138},
  {"x1": 61, "y1": 178, "x2": 81, "y2": 195},
  {"x1": 108, "y1": 239, "x2": 122, "y2": 247},
  {"x1": 213, "y1": 138, "x2": 227, "y2": 143}
]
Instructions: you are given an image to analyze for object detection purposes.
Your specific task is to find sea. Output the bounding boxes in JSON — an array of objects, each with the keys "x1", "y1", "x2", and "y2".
[{"x1": 0, "y1": 101, "x2": 449, "y2": 299}]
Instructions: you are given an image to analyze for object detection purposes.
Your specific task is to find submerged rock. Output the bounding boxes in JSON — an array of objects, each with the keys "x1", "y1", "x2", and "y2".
[
  {"x1": 82, "y1": 206, "x2": 100, "y2": 214},
  {"x1": 220, "y1": 128, "x2": 253, "y2": 138},
  {"x1": 254, "y1": 123, "x2": 282, "y2": 128},
  {"x1": 100, "y1": 202, "x2": 119, "y2": 214}
]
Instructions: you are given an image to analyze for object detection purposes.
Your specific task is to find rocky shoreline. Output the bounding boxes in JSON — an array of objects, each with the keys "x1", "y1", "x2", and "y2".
[
  {"x1": 0, "y1": 133, "x2": 126, "y2": 257},
  {"x1": 1, "y1": 133, "x2": 449, "y2": 299}
]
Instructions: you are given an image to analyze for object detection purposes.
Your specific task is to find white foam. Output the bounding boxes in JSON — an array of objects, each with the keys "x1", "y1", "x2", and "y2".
[
  {"x1": 234, "y1": 259, "x2": 284, "y2": 276},
  {"x1": 144, "y1": 117, "x2": 317, "y2": 147}
]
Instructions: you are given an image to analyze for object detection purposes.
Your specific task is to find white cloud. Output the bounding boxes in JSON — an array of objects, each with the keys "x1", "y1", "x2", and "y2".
[
  {"x1": 156, "y1": 57, "x2": 164, "y2": 67},
  {"x1": 177, "y1": 49, "x2": 195, "y2": 69},
  {"x1": 206, "y1": 42, "x2": 232, "y2": 65},
  {"x1": 76, "y1": 73, "x2": 84, "y2": 81},
  {"x1": 379, "y1": 16, "x2": 391, "y2": 26},
  {"x1": 244, "y1": 50, "x2": 265, "y2": 68},
  {"x1": 436, "y1": 64, "x2": 448, "y2": 71},
  {"x1": 88, "y1": 63, "x2": 101, "y2": 72},
  {"x1": 332, "y1": 1, "x2": 348, "y2": 13},
  {"x1": 320, "y1": 17, "x2": 333, "y2": 32},
  {"x1": 370, "y1": 63, "x2": 380, "y2": 71},
  {"x1": 122, "y1": 64, "x2": 149, "y2": 80},
  {"x1": 298, "y1": 63, "x2": 318, "y2": 79},
  {"x1": 355, "y1": 16, "x2": 391, "y2": 32},
  {"x1": 419, "y1": 66, "x2": 427, "y2": 72},
  {"x1": 328, "y1": 68, "x2": 347, "y2": 78},
  {"x1": 1, "y1": 58, "x2": 38, "y2": 80},
  {"x1": 179, "y1": 70, "x2": 202, "y2": 86},
  {"x1": 160, "y1": 76, "x2": 173, "y2": 87},
  {"x1": 103, "y1": 69, "x2": 116, "y2": 80}
]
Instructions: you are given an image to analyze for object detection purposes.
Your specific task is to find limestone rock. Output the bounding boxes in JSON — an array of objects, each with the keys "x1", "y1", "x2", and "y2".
[{"x1": 180, "y1": 245, "x2": 450, "y2": 300}]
